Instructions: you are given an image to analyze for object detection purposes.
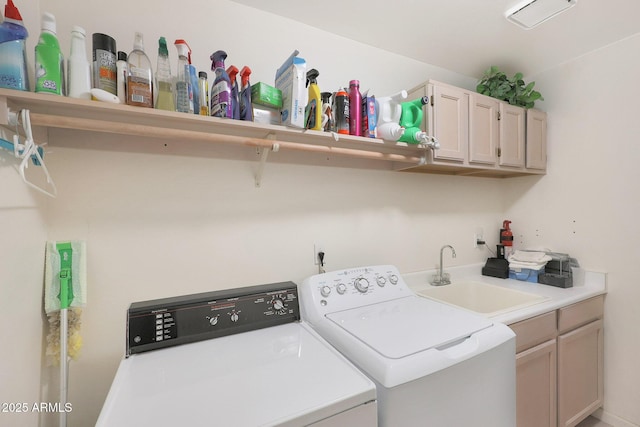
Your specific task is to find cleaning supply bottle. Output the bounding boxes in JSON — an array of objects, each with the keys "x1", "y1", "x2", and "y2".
[
  {"x1": 34, "y1": 12, "x2": 64, "y2": 95},
  {"x1": 0, "y1": 0, "x2": 29, "y2": 91},
  {"x1": 333, "y1": 88, "x2": 349, "y2": 134},
  {"x1": 92, "y1": 33, "x2": 116, "y2": 96},
  {"x1": 304, "y1": 68, "x2": 322, "y2": 131},
  {"x1": 189, "y1": 59, "x2": 199, "y2": 115},
  {"x1": 154, "y1": 37, "x2": 174, "y2": 111},
  {"x1": 174, "y1": 39, "x2": 194, "y2": 113},
  {"x1": 198, "y1": 71, "x2": 209, "y2": 116},
  {"x1": 349, "y1": 80, "x2": 362, "y2": 136},
  {"x1": 321, "y1": 92, "x2": 333, "y2": 132},
  {"x1": 67, "y1": 26, "x2": 91, "y2": 99},
  {"x1": 210, "y1": 50, "x2": 231, "y2": 118},
  {"x1": 116, "y1": 51, "x2": 127, "y2": 103},
  {"x1": 227, "y1": 65, "x2": 239, "y2": 119},
  {"x1": 126, "y1": 32, "x2": 153, "y2": 107},
  {"x1": 239, "y1": 66, "x2": 252, "y2": 121},
  {"x1": 398, "y1": 97, "x2": 430, "y2": 144},
  {"x1": 500, "y1": 220, "x2": 513, "y2": 247},
  {"x1": 376, "y1": 90, "x2": 407, "y2": 141}
]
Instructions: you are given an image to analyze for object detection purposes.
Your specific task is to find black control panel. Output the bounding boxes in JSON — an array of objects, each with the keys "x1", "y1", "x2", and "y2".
[{"x1": 126, "y1": 281, "x2": 300, "y2": 356}]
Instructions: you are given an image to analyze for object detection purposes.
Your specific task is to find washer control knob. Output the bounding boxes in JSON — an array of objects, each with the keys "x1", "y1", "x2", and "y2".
[
  {"x1": 320, "y1": 285, "x2": 332, "y2": 297},
  {"x1": 354, "y1": 277, "x2": 370, "y2": 293},
  {"x1": 273, "y1": 299, "x2": 284, "y2": 311},
  {"x1": 376, "y1": 276, "x2": 387, "y2": 287},
  {"x1": 389, "y1": 274, "x2": 399, "y2": 285},
  {"x1": 336, "y1": 283, "x2": 347, "y2": 295},
  {"x1": 230, "y1": 312, "x2": 239, "y2": 322},
  {"x1": 208, "y1": 316, "x2": 219, "y2": 326}
]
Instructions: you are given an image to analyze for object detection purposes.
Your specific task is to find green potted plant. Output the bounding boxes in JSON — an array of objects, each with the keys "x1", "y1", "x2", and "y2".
[{"x1": 476, "y1": 66, "x2": 543, "y2": 109}]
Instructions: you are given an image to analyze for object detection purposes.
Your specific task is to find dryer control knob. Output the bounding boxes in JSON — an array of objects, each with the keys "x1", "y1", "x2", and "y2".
[
  {"x1": 208, "y1": 316, "x2": 219, "y2": 326},
  {"x1": 389, "y1": 274, "x2": 399, "y2": 285},
  {"x1": 336, "y1": 283, "x2": 347, "y2": 295},
  {"x1": 354, "y1": 277, "x2": 370, "y2": 293},
  {"x1": 376, "y1": 276, "x2": 387, "y2": 287},
  {"x1": 230, "y1": 312, "x2": 239, "y2": 322},
  {"x1": 320, "y1": 285, "x2": 332, "y2": 297}
]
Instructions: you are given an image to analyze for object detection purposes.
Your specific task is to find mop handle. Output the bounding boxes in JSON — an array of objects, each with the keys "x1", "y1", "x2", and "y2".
[{"x1": 57, "y1": 243, "x2": 73, "y2": 427}]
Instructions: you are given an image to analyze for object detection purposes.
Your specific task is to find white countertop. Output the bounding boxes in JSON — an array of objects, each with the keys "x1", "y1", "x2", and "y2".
[{"x1": 402, "y1": 263, "x2": 607, "y2": 325}]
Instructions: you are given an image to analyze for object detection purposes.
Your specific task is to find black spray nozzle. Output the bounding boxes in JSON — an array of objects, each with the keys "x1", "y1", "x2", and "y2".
[
  {"x1": 306, "y1": 68, "x2": 320, "y2": 87},
  {"x1": 321, "y1": 92, "x2": 332, "y2": 103}
]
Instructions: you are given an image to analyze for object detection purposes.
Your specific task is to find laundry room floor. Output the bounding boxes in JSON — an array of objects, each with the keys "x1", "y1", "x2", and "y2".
[{"x1": 577, "y1": 416, "x2": 613, "y2": 427}]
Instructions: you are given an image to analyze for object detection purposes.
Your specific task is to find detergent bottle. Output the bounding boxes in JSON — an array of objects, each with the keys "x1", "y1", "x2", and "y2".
[
  {"x1": 34, "y1": 12, "x2": 64, "y2": 95},
  {"x1": 398, "y1": 96, "x2": 432, "y2": 144},
  {"x1": 174, "y1": 39, "x2": 194, "y2": 113},
  {"x1": 0, "y1": 0, "x2": 29, "y2": 91},
  {"x1": 210, "y1": 50, "x2": 232, "y2": 118},
  {"x1": 375, "y1": 90, "x2": 407, "y2": 141},
  {"x1": 66, "y1": 26, "x2": 91, "y2": 99},
  {"x1": 304, "y1": 68, "x2": 322, "y2": 130},
  {"x1": 227, "y1": 65, "x2": 239, "y2": 119},
  {"x1": 239, "y1": 66, "x2": 253, "y2": 121}
]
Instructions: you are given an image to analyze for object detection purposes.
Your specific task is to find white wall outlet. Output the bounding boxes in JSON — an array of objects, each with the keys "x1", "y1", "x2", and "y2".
[{"x1": 314, "y1": 243, "x2": 325, "y2": 265}]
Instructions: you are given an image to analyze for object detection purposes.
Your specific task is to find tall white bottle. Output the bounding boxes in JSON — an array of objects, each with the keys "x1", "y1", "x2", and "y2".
[{"x1": 67, "y1": 25, "x2": 91, "y2": 99}]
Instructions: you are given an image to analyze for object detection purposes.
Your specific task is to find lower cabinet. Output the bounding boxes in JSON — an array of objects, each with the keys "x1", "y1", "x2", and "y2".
[{"x1": 509, "y1": 296, "x2": 604, "y2": 427}]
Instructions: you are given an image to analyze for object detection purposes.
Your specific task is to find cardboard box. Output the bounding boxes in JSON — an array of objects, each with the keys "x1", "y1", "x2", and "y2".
[
  {"x1": 275, "y1": 50, "x2": 307, "y2": 128},
  {"x1": 252, "y1": 104, "x2": 281, "y2": 126},
  {"x1": 362, "y1": 93, "x2": 377, "y2": 138},
  {"x1": 251, "y1": 82, "x2": 283, "y2": 109}
]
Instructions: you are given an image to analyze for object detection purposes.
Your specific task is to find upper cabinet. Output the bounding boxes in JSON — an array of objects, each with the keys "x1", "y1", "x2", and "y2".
[{"x1": 406, "y1": 80, "x2": 546, "y2": 177}]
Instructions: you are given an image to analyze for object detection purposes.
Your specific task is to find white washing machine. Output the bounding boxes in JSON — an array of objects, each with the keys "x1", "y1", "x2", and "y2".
[
  {"x1": 299, "y1": 265, "x2": 516, "y2": 427},
  {"x1": 96, "y1": 282, "x2": 377, "y2": 427}
]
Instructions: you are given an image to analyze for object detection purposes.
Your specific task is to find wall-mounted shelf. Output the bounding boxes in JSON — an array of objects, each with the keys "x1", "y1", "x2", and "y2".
[{"x1": 0, "y1": 89, "x2": 433, "y2": 187}]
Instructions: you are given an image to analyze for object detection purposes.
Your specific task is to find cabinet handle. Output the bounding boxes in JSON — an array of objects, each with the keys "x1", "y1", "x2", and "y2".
[
  {"x1": 497, "y1": 147, "x2": 502, "y2": 157},
  {"x1": 497, "y1": 111, "x2": 501, "y2": 121}
]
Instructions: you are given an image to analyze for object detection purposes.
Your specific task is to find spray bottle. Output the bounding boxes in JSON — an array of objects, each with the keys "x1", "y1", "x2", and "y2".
[
  {"x1": 154, "y1": 37, "x2": 174, "y2": 110},
  {"x1": 66, "y1": 26, "x2": 91, "y2": 99},
  {"x1": 174, "y1": 39, "x2": 194, "y2": 113},
  {"x1": 239, "y1": 66, "x2": 253, "y2": 121},
  {"x1": 126, "y1": 32, "x2": 153, "y2": 107},
  {"x1": 321, "y1": 92, "x2": 333, "y2": 132},
  {"x1": 304, "y1": 68, "x2": 322, "y2": 131},
  {"x1": 227, "y1": 65, "x2": 239, "y2": 119},
  {"x1": 0, "y1": 0, "x2": 29, "y2": 91},
  {"x1": 210, "y1": 50, "x2": 231, "y2": 118},
  {"x1": 34, "y1": 12, "x2": 64, "y2": 95},
  {"x1": 398, "y1": 97, "x2": 438, "y2": 147}
]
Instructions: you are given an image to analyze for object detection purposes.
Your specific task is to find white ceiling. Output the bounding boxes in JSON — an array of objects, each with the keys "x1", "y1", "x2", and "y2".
[{"x1": 228, "y1": 0, "x2": 640, "y2": 79}]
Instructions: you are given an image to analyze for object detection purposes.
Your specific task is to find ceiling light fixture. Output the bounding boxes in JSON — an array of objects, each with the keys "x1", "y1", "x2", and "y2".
[{"x1": 505, "y1": 0, "x2": 578, "y2": 29}]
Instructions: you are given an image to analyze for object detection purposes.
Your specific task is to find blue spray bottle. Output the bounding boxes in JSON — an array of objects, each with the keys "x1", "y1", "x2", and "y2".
[
  {"x1": 227, "y1": 65, "x2": 239, "y2": 119},
  {"x1": 239, "y1": 66, "x2": 253, "y2": 121},
  {"x1": 0, "y1": 0, "x2": 29, "y2": 91},
  {"x1": 210, "y1": 50, "x2": 232, "y2": 118}
]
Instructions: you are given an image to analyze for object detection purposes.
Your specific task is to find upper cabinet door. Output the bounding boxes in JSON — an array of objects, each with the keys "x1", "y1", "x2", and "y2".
[
  {"x1": 429, "y1": 83, "x2": 468, "y2": 163},
  {"x1": 469, "y1": 93, "x2": 499, "y2": 165},
  {"x1": 499, "y1": 103, "x2": 526, "y2": 168},
  {"x1": 526, "y1": 109, "x2": 548, "y2": 170}
]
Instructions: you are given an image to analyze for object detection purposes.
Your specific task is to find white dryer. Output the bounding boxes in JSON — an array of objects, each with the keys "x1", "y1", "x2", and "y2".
[
  {"x1": 299, "y1": 265, "x2": 516, "y2": 427},
  {"x1": 96, "y1": 282, "x2": 377, "y2": 427}
]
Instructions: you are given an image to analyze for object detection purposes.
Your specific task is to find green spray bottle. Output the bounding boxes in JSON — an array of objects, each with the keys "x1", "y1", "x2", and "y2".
[
  {"x1": 34, "y1": 12, "x2": 64, "y2": 95},
  {"x1": 304, "y1": 68, "x2": 322, "y2": 130}
]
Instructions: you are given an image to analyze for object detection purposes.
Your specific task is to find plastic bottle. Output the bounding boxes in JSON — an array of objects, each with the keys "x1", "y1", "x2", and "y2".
[
  {"x1": 174, "y1": 39, "x2": 193, "y2": 113},
  {"x1": 227, "y1": 65, "x2": 239, "y2": 119},
  {"x1": 198, "y1": 71, "x2": 209, "y2": 116},
  {"x1": 67, "y1": 26, "x2": 91, "y2": 99},
  {"x1": 333, "y1": 88, "x2": 349, "y2": 134},
  {"x1": 398, "y1": 97, "x2": 430, "y2": 144},
  {"x1": 304, "y1": 69, "x2": 322, "y2": 131},
  {"x1": 0, "y1": 0, "x2": 29, "y2": 91},
  {"x1": 189, "y1": 61, "x2": 199, "y2": 115},
  {"x1": 34, "y1": 12, "x2": 64, "y2": 95},
  {"x1": 155, "y1": 37, "x2": 174, "y2": 111},
  {"x1": 116, "y1": 51, "x2": 127, "y2": 103},
  {"x1": 321, "y1": 92, "x2": 333, "y2": 132},
  {"x1": 349, "y1": 80, "x2": 362, "y2": 136},
  {"x1": 239, "y1": 66, "x2": 252, "y2": 121},
  {"x1": 92, "y1": 33, "x2": 116, "y2": 96},
  {"x1": 126, "y1": 32, "x2": 153, "y2": 108},
  {"x1": 209, "y1": 50, "x2": 231, "y2": 118}
]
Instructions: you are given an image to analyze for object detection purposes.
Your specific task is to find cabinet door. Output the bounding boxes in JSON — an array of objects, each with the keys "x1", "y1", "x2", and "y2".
[
  {"x1": 526, "y1": 109, "x2": 547, "y2": 170},
  {"x1": 557, "y1": 319, "x2": 604, "y2": 427},
  {"x1": 429, "y1": 83, "x2": 468, "y2": 163},
  {"x1": 499, "y1": 103, "x2": 526, "y2": 168},
  {"x1": 469, "y1": 94, "x2": 499, "y2": 165},
  {"x1": 516, "y1": 339, "x2": 557, "y2": 427}
]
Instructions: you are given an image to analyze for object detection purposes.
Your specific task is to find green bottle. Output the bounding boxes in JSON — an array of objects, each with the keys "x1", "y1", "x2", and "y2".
[{"x1": 34, "y1": 12, "x2": 64, "y2": 95}]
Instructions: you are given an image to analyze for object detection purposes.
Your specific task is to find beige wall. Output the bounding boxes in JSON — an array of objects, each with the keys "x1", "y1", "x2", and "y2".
[
  {"x1": 505, "y1": 33, "x2": 640, "y2": 427},
  {"x1": 2, "y1": 0, "x2": 638, "y2": 426}
]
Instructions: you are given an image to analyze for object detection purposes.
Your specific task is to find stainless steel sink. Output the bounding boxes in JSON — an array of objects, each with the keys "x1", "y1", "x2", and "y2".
[{"x1": 416, "y1": 280, "x2": 549, "y2": 316}]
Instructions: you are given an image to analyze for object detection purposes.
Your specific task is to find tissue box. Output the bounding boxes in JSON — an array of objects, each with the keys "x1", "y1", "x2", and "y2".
[
  {"x1": 275, "y1": 50, "x2": 306, "y2": 128},
  {"x1": 251, "y1": 82, "x2": 283, "y2": 109},
  {"x1": 509, "y1": 267, "x2": 544, "y2": 283}
]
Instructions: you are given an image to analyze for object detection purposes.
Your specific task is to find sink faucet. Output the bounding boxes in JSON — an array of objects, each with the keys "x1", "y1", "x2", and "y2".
[{"x1": 431, "y1": 245, "x2": 457, "y2": 286}]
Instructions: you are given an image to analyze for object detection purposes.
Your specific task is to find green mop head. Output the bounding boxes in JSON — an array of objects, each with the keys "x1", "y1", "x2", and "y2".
[{"x1": 44, "y1": 241, "x2": 87, "y2": 364}]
